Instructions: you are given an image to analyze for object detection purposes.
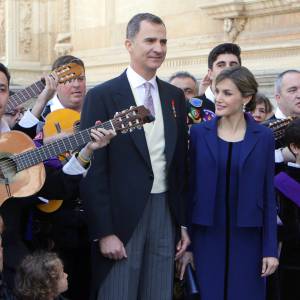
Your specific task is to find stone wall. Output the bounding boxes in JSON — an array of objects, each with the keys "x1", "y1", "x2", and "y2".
[{"x1": 1, "y1": 0, "x2": 300, "y2": 100}]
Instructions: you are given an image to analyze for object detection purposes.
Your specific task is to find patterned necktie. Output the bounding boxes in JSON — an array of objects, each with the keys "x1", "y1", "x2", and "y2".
[{"x1": 143, "y1": 81, "x2": 155, "y2": 117}]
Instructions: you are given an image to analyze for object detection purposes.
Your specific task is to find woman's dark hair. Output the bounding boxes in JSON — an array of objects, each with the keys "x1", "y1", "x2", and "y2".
[
  {"x1": 245, "y1": 92, "x2": 273, "y2": 114},
  {"x1": 215, "y1": 66, "x2": 258, "y2": 105},
  {"x1": 14, "y1": 252, "x2": 63, "y2": 300},
  {"x1": 285, "y1": 118, "x2": 300, "y2": 149}
]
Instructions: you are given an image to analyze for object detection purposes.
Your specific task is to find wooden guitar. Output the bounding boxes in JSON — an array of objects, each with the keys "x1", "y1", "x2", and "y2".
[
  {"x1": 0, "y1": 105, "x2": 154, "y2": 206},
  {"x1": 5, "y1": 63, "x2": 84, "y2": 114},
  {"x1": 37, "y1": 108, "x2": 81, "y2": 213}
]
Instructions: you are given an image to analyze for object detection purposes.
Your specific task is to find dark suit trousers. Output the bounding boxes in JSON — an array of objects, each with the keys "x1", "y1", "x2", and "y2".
[{"x1": 97, "y1": 193, "x2": 175, "y2": 300}]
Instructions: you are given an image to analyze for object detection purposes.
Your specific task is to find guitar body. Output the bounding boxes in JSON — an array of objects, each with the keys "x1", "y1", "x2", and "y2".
[
  {"x1": 37, "y1": 199, "x2": 63, "y2": 213},
  {"x1": 43, "y1": 108, "x2": 80, "y2": 138},
  {"x1": 0, "y1": 131, "x2": 45, "y2": 206},
  {"x1": 40, "y1": 108, "x2": 80, "y2": 213}
]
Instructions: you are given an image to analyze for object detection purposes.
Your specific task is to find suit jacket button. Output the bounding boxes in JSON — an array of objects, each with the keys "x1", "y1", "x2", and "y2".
[{"x1": 149, "y1": 174, "x2": 154, "y2": 180}]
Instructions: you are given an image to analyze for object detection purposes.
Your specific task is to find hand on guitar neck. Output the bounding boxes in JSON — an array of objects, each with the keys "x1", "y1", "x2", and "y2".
[
  {"x1": 77, "y1": 124, "x2": 116, "y2": 167},
  {"x1": 3, "y1": 74, "x2": 58, "y2": 130},
  {"x1": 31, "y1": 73, "x2": 58, "y2": 119}
]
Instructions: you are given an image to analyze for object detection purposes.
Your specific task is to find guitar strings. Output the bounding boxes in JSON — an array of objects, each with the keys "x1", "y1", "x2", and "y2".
[{"x1": 0, "y1": 113, "x2": 139, "y2": 172}]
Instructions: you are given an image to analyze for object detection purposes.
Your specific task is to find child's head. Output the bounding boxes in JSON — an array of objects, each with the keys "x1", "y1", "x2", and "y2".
[
  {"x1": 246, "y1": 92, "x2": 273, "y2": 123},
  {"x1": 15, "y1": 252, "x2": 68, "y2": 300},
  {"x1": 285, "y1": 118, "x2": 300, "y2": 158}
]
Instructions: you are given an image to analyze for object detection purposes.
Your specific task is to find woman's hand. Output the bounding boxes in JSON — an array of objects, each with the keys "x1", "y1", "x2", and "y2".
[
  {"x1": 261, "y1": 257, "x2": 279, "y2": 277},
  {"x1": 176, "y1": 251, "x2": 194, "y2": 280}
]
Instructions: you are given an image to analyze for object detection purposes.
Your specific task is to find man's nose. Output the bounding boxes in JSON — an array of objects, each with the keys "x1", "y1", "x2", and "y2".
[{"x1": 153, "y1": 42, "x2": 163, "y2": 53}]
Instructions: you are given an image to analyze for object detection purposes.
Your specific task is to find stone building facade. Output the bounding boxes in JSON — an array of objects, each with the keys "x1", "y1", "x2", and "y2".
[{"x1": 1, "y1": 0, "x2": 300, "y2": 99}]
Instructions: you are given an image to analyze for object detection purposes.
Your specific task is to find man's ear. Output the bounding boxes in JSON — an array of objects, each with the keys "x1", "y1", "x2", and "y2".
[
  {"x1": 275, "y1": 93, "x2": 281, "y2": 105},
  {"x1": 208, "y1": 69, "x2": 213, "y2": 81},
  {"x1": 125, "y1": 39, "x2": 132, "y2": 53}
]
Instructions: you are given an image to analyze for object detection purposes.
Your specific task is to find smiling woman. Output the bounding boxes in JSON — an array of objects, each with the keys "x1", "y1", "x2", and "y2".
[{"x1": 181, "y1": 66, "x2": 278, "y2": 300}]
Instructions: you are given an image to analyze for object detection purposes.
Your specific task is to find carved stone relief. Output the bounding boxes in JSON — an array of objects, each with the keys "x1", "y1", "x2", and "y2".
[
  {"x1": 19, "y1": 0, "x2": 32, "y2": 54},
  {"x1": 223, "y1": 17, "x2": 248, "y2": 42},
  {"x1": 0, "y1": 0, "x2": 5, "y2": 57},
  {"x1": 54, "y1": 0, "x2": 72, "y2": 56}
]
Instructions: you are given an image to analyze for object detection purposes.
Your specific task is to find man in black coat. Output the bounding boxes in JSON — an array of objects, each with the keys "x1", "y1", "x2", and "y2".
[{"x1": 80, "y1": 12, "x2": 190, "y2": 300}]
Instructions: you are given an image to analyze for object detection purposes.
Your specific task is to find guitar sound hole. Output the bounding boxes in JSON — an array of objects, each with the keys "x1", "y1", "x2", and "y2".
[
  {"x1": 73, "y1": 121, "x2": 80, "y2": 133},
  {"x1": 0, "y1": 156, "x2": 17, "y2": 184}
]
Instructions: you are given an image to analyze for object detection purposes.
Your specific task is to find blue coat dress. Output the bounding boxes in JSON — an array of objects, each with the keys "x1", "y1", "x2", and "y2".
[{"x1": 188, "y1": 114, "x2": 277, "y2": 300}]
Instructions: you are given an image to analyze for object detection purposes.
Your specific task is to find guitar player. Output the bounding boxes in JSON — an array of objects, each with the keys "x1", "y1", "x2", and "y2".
[
  {"x1": 34, "y1": 55, "x2": 91, "y2": 300},
  {"x1": 0, "y1": 62, "x2": 115, "y2": 293}
]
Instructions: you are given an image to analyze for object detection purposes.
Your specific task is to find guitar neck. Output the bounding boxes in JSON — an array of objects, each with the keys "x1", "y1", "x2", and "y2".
[
  {"x1": 14, "y1": 120, "x2": 114, "y2": 171},
  {"x1": 5, "y1": 80, "x2": 45, "y2": 113}
]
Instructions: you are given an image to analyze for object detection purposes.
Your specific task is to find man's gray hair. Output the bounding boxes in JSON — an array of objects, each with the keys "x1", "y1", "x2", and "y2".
[
  {"x1": 275, "y1": 69, "x2": 300, "y2": 94},
  {"x1": 169, "y1": 71, "x2": 197, "y2": 84},
  {"x1": 126, "y1": 13, "x2": 165, "y2": 40}
]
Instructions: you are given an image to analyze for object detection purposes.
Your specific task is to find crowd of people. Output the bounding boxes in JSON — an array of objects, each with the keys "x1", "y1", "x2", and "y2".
[{"x1": 0, "y1": 11, "x2": 300, "y2": 300}]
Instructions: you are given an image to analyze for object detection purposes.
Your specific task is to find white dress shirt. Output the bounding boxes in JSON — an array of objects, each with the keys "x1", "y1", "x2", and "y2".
[
  {"x1": 205, "y1": 86, "x2": 215, "y2": 103},
  {"x1": 0, "y1": 118, "x2": 10, "y2": 133},
  {"x1": 126, "y1": 66, "x2": 167, "y2": 193},
  {"x1": 274, "y1": 107, "x2": 288, "y2": 163}
]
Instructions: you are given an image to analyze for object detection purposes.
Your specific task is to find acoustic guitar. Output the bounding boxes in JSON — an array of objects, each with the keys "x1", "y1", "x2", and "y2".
[
  {"x1": 38, "y1": 108, "x2": 81, "y2": 213},
  {"x1": 5, "y1": 63, "x2": 84, "y2": 115},
  {"x1": 266, "y1": 116, "x2": 296, "y2": 141},
  {"x1": 0, "y1": 105, "x2": 154, "y2": 206}
]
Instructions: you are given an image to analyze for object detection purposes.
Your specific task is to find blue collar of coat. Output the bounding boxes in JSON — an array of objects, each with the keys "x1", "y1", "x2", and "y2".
[{"x1": 202, "y1": 112, "x2": 264, "y2": 169}]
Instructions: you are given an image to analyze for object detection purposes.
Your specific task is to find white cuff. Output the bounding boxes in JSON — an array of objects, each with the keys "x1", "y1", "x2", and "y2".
[
  {"x1": 18, "y1": 110, "x2": 39, "y2": 128},
  {"x1": 275, "y1": 149, "x2": 284, "y2": 163},
  {"x1": 62, "y1": 154, "x2": 89, "y2": 176}
]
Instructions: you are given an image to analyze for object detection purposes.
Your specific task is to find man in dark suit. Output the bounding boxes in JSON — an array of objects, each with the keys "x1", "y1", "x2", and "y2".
[{"x1": 80, "y1": 12, "x2": 190, "y2": 300}]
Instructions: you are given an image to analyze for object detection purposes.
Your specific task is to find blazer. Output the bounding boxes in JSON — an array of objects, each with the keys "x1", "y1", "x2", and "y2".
[
  {"x1": 189, "y1": 113, "x2": 277, "y2": 257},
  {"x1": 79, "y1": 70, "x2": 188, "y2": 295}
]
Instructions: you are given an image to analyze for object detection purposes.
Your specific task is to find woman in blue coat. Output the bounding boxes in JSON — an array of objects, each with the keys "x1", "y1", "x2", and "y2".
[{"x1": 179, "y1": 66, "x2": 278, "y2": 300}]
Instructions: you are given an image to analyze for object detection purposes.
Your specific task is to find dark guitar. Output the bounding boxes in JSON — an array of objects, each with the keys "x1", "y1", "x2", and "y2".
[
  {"x1": 266, "y1": 116, "x2": 296, "y2": 141},
  {"x1": 5, "y1": 63, "x2": 84, "y2": 114},
  {"x1": 0, "y1": 105, "x2": 154, "y2": 205}
]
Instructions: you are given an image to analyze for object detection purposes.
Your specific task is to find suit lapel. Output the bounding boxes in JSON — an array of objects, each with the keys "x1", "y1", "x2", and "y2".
[
  {"x1": 112, "y1": 71, "x2": 152, "y2": 169},
  {"x1": 203, "y1": 117, "x2": 219, "y2": 163},
  {"x1": 157, "y1": 79, "x2": 177, "y2": 169}
]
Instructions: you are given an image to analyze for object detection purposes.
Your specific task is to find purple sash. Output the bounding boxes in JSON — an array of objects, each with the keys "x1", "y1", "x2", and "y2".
[
  {"x1": 275, "y1": 172, "x2": 300, "y2": 207},
  {"x1": 34, "y1": 138, "x2": 62, "y2": 169}
]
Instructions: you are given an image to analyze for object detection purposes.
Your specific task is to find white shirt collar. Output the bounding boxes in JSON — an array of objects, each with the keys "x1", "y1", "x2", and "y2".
[
  {"x1": 274, "y1": 107, "x2": 287, "y2": 120},
  {"x1": 48, "y1": 94, "x2": 65, "y2": 112},
  {"x1": 205, "y1": 86, "x2": 215, "y2": 103},
  {"x1": 0, "y1": 118, "x2": 10, "y2": 133},
  {"x1": 126, "y1": 66, "x2": 157, "y2": 90}
]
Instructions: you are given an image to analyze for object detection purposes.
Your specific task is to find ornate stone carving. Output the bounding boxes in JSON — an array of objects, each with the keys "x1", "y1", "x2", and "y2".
[
  {"x1": 223, "y1": 17, "x2": 248, "y2": 42},
  {"x1": 54, "y1": 33, "x2": 73, "y2": 56},
  {"x1": 54, "y1": 0, "x2": 72, "y2": 57},
  {"x1": 198, "y1": 0, "x2": 300, "y2": 19},
  {"x1": 0, "y1": 0, "x2": 5, "y2": 56},
  {"x1": 19, "y1": 0, "x2": 32, "y2": 54}
]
